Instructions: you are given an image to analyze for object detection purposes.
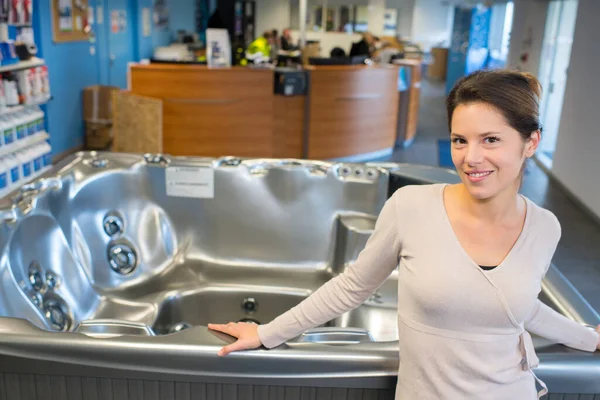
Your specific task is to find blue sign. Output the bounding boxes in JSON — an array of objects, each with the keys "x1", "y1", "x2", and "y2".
[{"x1": 446, "y1": 6, "x2": 492, "y2": 94}]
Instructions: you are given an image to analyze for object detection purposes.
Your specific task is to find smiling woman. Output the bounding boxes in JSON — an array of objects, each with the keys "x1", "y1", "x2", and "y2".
[
  {"x1": 208, "y1": 69, "x2": 600, "y2": 400},
  {"x1": 446, "y1": 70, "x2": 543, "y2": 200}
]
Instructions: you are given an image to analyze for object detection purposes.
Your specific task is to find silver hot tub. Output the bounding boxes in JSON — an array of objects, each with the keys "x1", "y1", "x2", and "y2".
[{"x1": 0, "y1": 151, "x2": 597, "y2": 400}]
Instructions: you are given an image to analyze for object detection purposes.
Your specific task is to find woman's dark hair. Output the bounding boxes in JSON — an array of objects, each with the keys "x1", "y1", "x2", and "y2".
[{"x1": 446, "y1": 69, "x2": 543, "y2": 141}]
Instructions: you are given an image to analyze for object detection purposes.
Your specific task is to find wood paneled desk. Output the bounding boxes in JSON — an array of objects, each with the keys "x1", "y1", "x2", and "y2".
[
  {"x1": 124, "y1": 63, "x2": 408, "y2": 161},
  {"x1": 129, "y1": 65, "x2": 275, "y2": 158},
  {"x1": 304, "y1": 65, "x2": 399, "y2": 160}
]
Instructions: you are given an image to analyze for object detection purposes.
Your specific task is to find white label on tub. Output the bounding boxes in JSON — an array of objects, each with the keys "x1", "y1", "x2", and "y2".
[{"x1": 166, "y1": 167, "x2": 214, "y2": 198}]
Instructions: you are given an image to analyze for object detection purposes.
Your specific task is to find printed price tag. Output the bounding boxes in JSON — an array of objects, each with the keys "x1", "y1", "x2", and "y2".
[{"x1": 166, "y1": 167, "x2": 214, "y2": 198}]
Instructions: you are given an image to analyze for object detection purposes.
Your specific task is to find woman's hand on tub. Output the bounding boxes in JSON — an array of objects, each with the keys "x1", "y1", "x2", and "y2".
[{"x1": 208, "y1": 322, "x2": 262, "y2": 356}]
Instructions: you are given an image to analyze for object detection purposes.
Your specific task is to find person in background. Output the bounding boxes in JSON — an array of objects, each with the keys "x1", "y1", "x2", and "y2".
[
  {"x1": 270, "y1": 29, "x2": 280, "y2": 60},
  {"x1": 349, "y1": 32, "x2": 376, "y2": 58},
  {"x1": 330, "y1": 47, "x2": 346, "y2": 58},
  {"x1": 280, "y1": 28, "x2": 298, "y2": 51},
  {"x1": 247, "y1": 31, "x2": 275, "y2": 62}
]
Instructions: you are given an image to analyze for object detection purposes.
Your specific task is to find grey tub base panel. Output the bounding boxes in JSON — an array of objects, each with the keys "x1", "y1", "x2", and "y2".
[
  {"x1": 0, "y1": 373, "x2": 595, "y2": 400},
  {"x1": 0, "y1": 374, "x2": 396, "y2": 400},
  {"x1": 0, "y1": 355, "x2": 397, "y2": 400}
]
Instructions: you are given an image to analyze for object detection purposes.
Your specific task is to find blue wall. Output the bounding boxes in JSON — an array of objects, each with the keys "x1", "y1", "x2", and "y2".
[
  {"x1": 136, "y1": 0, "x2": 172, "y2": 59},
  {"x1": 170, "y1": 1, "x2": 196, "y2": 35},
  {"x1": 33, "y1": 0, "x2": 101, "y2": 156},
  {"x1": 136, "y1": 0, "x2": 154, "y2": 59},
  {"x1": 446, "y1": 8, "x2": 471, "y2": 95},
  {"x1": 136, "y1": 0, "x2": 196, "y2": 59},
  {"x1": 446, "y1": 6, "x2": 492, "y2": 94}
]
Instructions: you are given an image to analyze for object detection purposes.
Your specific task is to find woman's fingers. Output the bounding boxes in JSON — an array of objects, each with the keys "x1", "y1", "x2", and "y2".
[
  {"x1": 208, "y1": 322, "x2": 240, "y2": 338},
  {"x1": 218, "y1": 339, "x2": 250, "y2": 356},
  {"x1": 208, "y1": 322, "x2": 262, "y2": 356}
]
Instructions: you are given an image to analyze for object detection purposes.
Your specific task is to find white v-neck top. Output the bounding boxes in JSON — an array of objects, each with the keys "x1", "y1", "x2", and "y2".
[{"x1": 257, "y1": 184, "x2": 599, "y2": 399}]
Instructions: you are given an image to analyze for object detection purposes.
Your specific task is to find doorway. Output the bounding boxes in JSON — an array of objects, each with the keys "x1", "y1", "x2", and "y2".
[
  {"x1": 104, "y1": 0, "x2": 136, "y2": 88},
  {"x1": 537, "y1": 0, "x2": 579, "y2": 169}
]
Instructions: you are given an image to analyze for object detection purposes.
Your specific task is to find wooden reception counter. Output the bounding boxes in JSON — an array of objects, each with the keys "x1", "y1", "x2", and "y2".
[
  {"x1": 124, "y1": 63, "x2": 405, "y2": 160},
  {"x1": 305, "y1": 65, "x2": 399, "y2": 160}
]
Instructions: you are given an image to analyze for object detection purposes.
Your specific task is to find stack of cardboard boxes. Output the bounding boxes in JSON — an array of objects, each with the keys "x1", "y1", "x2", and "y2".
[{"x1": 82, "y1": 85, "x2": 120, "y2": 151}]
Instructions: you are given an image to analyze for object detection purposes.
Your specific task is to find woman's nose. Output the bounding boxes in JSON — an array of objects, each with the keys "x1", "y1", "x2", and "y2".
[{"x1": 465, "y1": 143, "x2": 484, "y2": 165}]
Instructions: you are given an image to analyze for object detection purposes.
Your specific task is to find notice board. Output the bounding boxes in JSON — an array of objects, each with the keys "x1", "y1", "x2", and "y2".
[{"x1": 51, "y1": 0, "x2": 91, "y2": 43}]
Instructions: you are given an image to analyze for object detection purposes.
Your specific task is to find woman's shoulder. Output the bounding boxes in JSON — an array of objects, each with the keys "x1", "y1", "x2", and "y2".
[
  {"x1": 390, "y1": 183, "x2": 445, "y2": 204},
  {"x1": 388, "y1": 183, "x2": 446, "y2": 215},
  {"x1": 524, "y1": 196, "x2": 562, "y2": 240}
]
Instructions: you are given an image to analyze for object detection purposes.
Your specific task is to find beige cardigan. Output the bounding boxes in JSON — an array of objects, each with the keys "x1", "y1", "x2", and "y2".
[{"x1": 257, "y1": 184, "x2": 599, "y2": 399}]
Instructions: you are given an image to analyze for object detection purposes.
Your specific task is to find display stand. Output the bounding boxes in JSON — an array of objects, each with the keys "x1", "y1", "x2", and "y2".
[{"x1": 0, "y1": 2, "x2": 54, "y2": 198}]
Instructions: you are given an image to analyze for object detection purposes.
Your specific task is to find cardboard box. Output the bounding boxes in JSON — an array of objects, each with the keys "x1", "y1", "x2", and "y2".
[
  {"x1": 83, "y1": 85, "x2": 120, "y2": 124},
  {"x1": 85, "y1": 122, "x2": 113, "y2": 150},
  {"x1": 302, "y1": 42, "x2": 321, "y2": 65}
]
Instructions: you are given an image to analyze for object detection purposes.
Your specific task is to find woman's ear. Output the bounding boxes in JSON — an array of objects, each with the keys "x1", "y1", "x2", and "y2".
[{"x1": 525, "y1": 130, "x2": 541, "y2": 158}]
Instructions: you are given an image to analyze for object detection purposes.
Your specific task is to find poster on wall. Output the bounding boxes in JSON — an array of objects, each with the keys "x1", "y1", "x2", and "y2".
[
  {"x1": 87, "y1": 5, "x2": 94, "y2": 24},
  {"x1": 206, "y1": 29, "x2": 231, "y2": 69},
  {"x1": 110, "y1": 9, "x2": 127, "y2": 33},
  {"x1": 119, "y1": 10, "x2": 127, "y2": 31},
  {"x1": 142, "y1": 8, "x2": 151, "y2": 37},
  {"x1": 59, "y1": 0, "x2": 73, "y2": 31},
  {"x1": 111, "y1": 10, "x2": 118, "y2": 33},
  {"x1": 153, "y1": 0, "x2": 169, "y2": 31}
]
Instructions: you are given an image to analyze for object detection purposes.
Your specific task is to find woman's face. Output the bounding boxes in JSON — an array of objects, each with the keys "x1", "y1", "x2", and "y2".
[{"x1": 450, "y1": 102, "x2": 540, "y2": 200}]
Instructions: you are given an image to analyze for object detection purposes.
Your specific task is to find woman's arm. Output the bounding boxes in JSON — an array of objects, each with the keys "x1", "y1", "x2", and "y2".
[
  {"x1": 256, "y1": 190, "x2": 404, "y2": 349},
  {"x1": 524, "y1": 299, "x2": 600, "y2": 352},
  {"x1": 525, "y1": 212, "x2": 600, "y2": 351}
]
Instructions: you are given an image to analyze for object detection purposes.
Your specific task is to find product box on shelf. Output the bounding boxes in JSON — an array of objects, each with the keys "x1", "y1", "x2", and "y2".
[
  {"x1": 16, "y1": 67, "x2": 50, "y2": 105},
  {"x1": 9, "y1": 0, "x2": 32, "y2": 25}
]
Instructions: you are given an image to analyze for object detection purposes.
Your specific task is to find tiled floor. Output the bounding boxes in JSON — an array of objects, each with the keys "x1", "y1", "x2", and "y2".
[{"x1": 380, "y1": 78, "x2": 600, "y2": 311}]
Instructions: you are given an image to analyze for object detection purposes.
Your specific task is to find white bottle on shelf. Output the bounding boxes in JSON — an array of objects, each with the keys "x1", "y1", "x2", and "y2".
[
  {"x1": 22, "y1": 108, "x2": 33, "y2": 136},
  {"x1": 31, "y1": 107, "x2": 44, "y2": 133},
  {"x1": 16, "y1": 149, "x2": 32, "y2": 179},
  {"x1": 4, "y1": 153, "x2": 21, "y2": 189},
  {"x1": 38, "y1": 141, "x2": 52, "y2": 167},
  {"x1": 4, "y1": 81, "x2": 19, "y2": 107},
  {"x1": 0, "y1": 116, "x2": 16, "y2": 145},
  {"x1": 25, "y1": 108, "x2": 38, "y2": 136},
  {"x1": 0, "y1": 119, "x2": 5, "y2": 149},
  {"x1": 0, "y1": 157, "x2": 8, "y2": 195},
  {"x1": 32, "y1": 144, "x2": 45, "y2": 173},
  {"x1": 13, "y1": 111, "x2": 28, "y2": 140},
  {"x1": 26, "y1": 146, "x2": 39, "y2": 174}
]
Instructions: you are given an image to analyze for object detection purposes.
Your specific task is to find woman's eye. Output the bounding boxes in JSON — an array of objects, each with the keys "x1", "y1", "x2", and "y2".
[
  {"x1": 485, "y1": 136, "x2": 500, "y2": 144},
  {"x1": 451, "y1": 137, "x2": 466, "y2": 144}
]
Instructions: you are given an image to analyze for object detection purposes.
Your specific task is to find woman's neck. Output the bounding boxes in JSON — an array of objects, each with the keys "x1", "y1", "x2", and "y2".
[{"x1": 456, "y1": 183, "x2": 524, "y2": 225}]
